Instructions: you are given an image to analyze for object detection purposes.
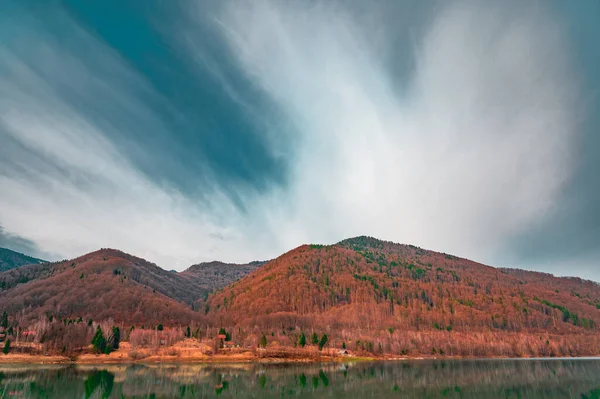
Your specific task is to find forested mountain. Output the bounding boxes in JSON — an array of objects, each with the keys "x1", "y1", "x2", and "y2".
[
  {"x1": 0, "y1": 247, "x2": 46, "y2": 272},
  {"x1": 203, "y1": 236, "x2": 600, "y2": 356},
  {"x1": 1, "y1": 237, "x2": 599, "y2": 357},
  {"x1": 0, "y1": 249, "x2": 262, "y2": 327},
  {"x1": 180, "y1": 260, "x2": 266, "y2": 294},
  {"x1": 0, "y1": 249, "x2": 204, "y2": 326}
]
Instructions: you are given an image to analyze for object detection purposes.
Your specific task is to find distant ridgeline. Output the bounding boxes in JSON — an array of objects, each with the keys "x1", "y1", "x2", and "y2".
[
  {"x1": 0, "y1": 247, "x2": 46, "y2": 273},
  {"x1": 1, "y1": 237, "x2": 599, "y2": 357}
]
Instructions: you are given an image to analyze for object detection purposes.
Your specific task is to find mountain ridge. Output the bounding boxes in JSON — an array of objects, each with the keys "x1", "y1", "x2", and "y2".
[
  {"x1": 0, "y1": 247, "x2": 46, "y2": 272},
  {"x1": 202, "y1": 236, "x2": 600, "y2": 355},
  {"x1": 1, "y1": 237, "x2": 599, "y2": 357},
  {"x1": 0, "y1": 248, "x2": 262, "y2": 325}
]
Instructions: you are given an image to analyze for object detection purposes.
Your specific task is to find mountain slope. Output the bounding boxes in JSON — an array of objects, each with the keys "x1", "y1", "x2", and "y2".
[
  {"x1": 204, "y1": 236, "x2": 600, "y2": 356},
  {"x1": 2, "y1": 237, "x2": 599, "y2": 357},
  {"x1": 0, "y1": 249, "x2": 206, "y2": 326},
  {"x1": 0, "y1": 247, "x2": 46, "y2": 272},
  {"x1": 180, "y1": 260, "x2": 266, "y2": 294},
  {"x1": 0, "y1": 248, "x2": 266, "y2": 327}
]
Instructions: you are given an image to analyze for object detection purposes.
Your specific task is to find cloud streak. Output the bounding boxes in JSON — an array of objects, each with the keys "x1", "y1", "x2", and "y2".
[
  {"x1": 211, "y1": 1, "x2": 579, "y2": 260},
  {"x1": 0, "y1": 5, "x2": 249, "y2": 269},
  {"x1": 0, "y1": 1, "x2": 589, "y2": 278}
]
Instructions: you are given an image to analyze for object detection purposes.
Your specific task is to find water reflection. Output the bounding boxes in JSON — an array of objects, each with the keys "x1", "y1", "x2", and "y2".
[{"x1": 1, "y1": 359, "x2": 599, "y2": 398}]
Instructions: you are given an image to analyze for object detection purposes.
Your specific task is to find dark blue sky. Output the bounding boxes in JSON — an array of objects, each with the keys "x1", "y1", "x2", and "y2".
[{"x1": 1, "y1": 0, "x2": 598, "y2": 279}]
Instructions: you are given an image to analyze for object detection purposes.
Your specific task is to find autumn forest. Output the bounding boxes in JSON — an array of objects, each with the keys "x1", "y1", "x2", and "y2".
[{"x1": 1, "y1": 236, "x2": 599, "y2": 360}]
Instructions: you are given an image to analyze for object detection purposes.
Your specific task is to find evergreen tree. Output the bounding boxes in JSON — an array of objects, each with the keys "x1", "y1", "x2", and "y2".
[
  {"x1": 91, "y1": 326, "x2": 107, "y2": 354},
  {"x1": 259, "y1": 334, "x2": 267, "y2": 348},
  {"x1": 342, "y1": 342, "x2": 346, "y2": 349},
  {"x1": 157, "y1": 323, "x2": 163, "y2": 331},
  {"x1": 318, "y1": 333, "x2": 328, "y2": 350},
  {"x1": 1, "y1": 311, "x2": 7, "y2": 329},
  {"x1": 311, "y1": 332, "x2": 319, "y2": 345},
  {"x1": 218, "y1": 327, "x2": 231, "y2": 341},
  {"x1": 298, "y1": 332, "x2": 306, "y2": 347},
  {"x1": 2, "y1": 339, "x2": 10, "y2": 354},
  {"x1": 110, "y1": 326, "x2": 120, "y2": 350},
  {"x1": 185, "y1": 326, "x2": 191, "y2": 338}
]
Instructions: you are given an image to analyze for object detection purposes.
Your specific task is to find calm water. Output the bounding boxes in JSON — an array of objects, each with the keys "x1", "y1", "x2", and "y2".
[{"x1": 1, "y1": 359, "x2": 600, "y2": 398}]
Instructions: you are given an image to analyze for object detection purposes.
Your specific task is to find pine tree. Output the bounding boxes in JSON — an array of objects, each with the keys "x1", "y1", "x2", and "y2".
[
  {"x1": 2, "y1": 339, "x2": 10, "y2": 354},
  {"x1": 298, "y1": 332, "x2": 306, "y2": 347},
  {"x1": 217, "y1": 327, "x2": 231, "y2": 341},
  {"x1": 91, "y1": 326, "x2": 107, "y2": 354},
  {"x1": 110, "y1": 326, "x2": 120, "y2": 350},
  {"x1": 157, "y1": 323, "x2": 163, "y2": 331},
  {"x1": 311, "y1": 332, "x2": 319, "y2": 345},
  {"x1": 260, "y1": 334, "x2": 267, "y2": 348},
  {"x1": 185, "y1": 326, "x2": 191, "y2": 338},
  {"x1": 318, "y1": 333, "x2": 328, "y2": 350}
]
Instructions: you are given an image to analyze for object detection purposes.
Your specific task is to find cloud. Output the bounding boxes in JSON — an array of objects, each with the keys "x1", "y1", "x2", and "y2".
[
  {"x1": 211, "y1": 1, "x2": 579, "y2": 261},
  {"x1": 0, "y1": 6, "x2": 251, "y2": 269},
  {"x1": 0, "y1": 1, "x2": 585, "y2": 276},
  {"x1": 0, "y1": 224, "x2": 56, "y2": 261}
]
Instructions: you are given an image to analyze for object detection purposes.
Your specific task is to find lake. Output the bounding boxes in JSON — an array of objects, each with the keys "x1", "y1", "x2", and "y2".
[{"x1": 1, "y1": 359, "x2": 599, "y2": 398}]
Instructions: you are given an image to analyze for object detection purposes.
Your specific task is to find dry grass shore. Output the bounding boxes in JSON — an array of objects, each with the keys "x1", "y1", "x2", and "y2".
[
  {"x1": 0, "y1": 353, "x2": 71, "y2": 364},
  {"x1": 4, "y1": 339, "x2": 594, "y2": 365},
  {"x1": 3, "y1": 351, "x2": 597, "y2": 365},
  {"x1": 0, "y1": 340, "x2": 354, "y2": 364}
]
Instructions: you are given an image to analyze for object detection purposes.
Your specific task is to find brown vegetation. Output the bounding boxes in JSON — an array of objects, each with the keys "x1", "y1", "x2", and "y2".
[
  {"x1": 1, "y1": 236, "x2": 600, "y2": 360},
  {"x1": 180, "y1": 260, "x2": 265, "y2": 300},
  {"x1": 203, "y1": 236, "x2": 600, "y2": 357},
  {"x1": 0, "y1": 249, "x2": 203, "y2": 326}
]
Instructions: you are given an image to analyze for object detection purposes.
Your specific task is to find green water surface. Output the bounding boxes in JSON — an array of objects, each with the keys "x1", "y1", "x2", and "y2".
[{"x1": 1, "y1": 358, "x2": 599, "y2": 398}]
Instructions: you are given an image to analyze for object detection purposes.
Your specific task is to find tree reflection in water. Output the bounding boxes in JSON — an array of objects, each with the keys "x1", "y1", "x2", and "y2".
[{"x1": 1, "y1": 359, "x2": 599, "y2": 398}]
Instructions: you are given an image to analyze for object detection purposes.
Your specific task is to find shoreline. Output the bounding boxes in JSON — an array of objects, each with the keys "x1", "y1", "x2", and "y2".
[{"x1": 2, "y1": 353, "x2": 599, "y2": 365}]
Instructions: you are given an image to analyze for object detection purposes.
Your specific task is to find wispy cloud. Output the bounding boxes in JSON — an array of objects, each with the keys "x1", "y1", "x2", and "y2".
[
  {"x1": 0, "y1": 6, "x2": 250, "y2": 269},
  {"x1": 0, "y1": 1, "x2": 586, "y2": 277},
  {"x1": 210, "y1": 1, "x2": 579, "y2": 259}
]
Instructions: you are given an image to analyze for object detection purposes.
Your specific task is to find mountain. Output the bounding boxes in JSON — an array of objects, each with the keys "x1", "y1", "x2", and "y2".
[
  {"x1": 180, "y1": 260, "x2": 266, "y2": 294},
  {"x1": 2, "y1": 237, "x2": 600, "y2": 357},
  {"x1": 0, "y1": 247, "x2": 46, "y2": 272},
  {"x1": 0, "y1": 248, "x2": 206, "y2": 327},
  {"x1": 203, "y1": 236, "x2": 600, "y2": 356},
  {"x1": 0, "y1": 248, "x2": 264, "y2": 328}
]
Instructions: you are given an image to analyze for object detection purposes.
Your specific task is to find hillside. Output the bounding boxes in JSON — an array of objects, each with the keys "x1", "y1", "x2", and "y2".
[
  {"x1": 180, "y1": 260, "x2": 265, "y2": 294},
  {"x1": 0, "y1": 248, "x2": 265, "y2": 331},
  {"x1": 2, "y1": 237, "x2": 600, "y2": 358},
  {"x1": 204, "y1": 236, "x2": 600, "y2": 356},
  {"x1": 0, "y1": 249, "x2": 205, "y2": 327},
  {"x1": 0, "y1": 247, "x2": 45, "y2": 272}
]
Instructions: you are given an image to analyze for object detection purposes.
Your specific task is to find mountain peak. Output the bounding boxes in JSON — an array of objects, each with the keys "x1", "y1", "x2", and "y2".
[{"x1": 336, "y1": 236, "x2": 390, "y2": 250}]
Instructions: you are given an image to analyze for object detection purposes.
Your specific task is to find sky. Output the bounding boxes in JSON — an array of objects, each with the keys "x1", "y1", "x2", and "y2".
[{"x1": 0, "y1": 1, "x2": 599, "y2": 280}]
